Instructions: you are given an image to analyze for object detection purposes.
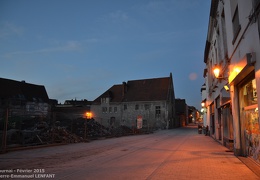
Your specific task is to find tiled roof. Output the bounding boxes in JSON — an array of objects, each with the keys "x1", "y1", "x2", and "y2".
[
  {"x1": 93, "y1": 75, "x2": 173, "y2": 104},
  {"x1": 93, "y1": 84, "x2": 124, "y2": 104},
  {"x1": 123, "y1": 77, "x2": 171, "y2": 102},
  {"x1": 0, "y1": 78, "x2": 49, "y2": 102}
]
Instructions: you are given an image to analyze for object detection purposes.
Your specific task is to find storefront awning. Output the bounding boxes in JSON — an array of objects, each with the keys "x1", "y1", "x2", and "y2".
[{"x1": 229, "y1": 53, "x2": 256, "y2": 85}]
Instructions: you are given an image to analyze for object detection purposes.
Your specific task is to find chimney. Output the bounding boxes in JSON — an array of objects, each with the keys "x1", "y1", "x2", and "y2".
[{"x1": 122, "y1": 81, "x2": 127, "y2": 97}]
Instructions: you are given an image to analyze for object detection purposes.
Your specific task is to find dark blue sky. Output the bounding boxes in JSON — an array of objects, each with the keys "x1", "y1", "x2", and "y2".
[{"x1": 0, "y1": 0, "x2": 210, "y2": 109}]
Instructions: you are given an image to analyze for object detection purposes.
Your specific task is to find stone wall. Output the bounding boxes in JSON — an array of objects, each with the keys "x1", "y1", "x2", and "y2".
[{"x1": 91, "y1": 101, "x2": 171, "y2": 130}]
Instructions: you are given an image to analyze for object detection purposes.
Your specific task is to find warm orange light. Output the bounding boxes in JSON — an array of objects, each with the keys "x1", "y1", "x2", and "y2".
[
  {"x1": 213, "y1": 67, "x2": 220, "y2": 78},
  {"x1": 229, "y1": 66, "x2": 242, "y2": 83},
  {"x1": 234, "y1": 67, "x2": 241, "y2": 73},
  {"x1": 224, "y1": 85, "x2": 229, "y2": 91},
  {"x1": 201, "y1": 102, "x2": 205, "y2": 107},
  {"x1": 85, "y1": 112, "x2": 92, "y2": 119}
]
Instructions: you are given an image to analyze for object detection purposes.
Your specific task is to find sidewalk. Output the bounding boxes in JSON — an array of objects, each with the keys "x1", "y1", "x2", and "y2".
[
  {"x1": 149, "y1": 123, "x2": 260, "y2": 180},
  {"x1": 190, "y1": 123, "x2": 260, "y2": 178}
]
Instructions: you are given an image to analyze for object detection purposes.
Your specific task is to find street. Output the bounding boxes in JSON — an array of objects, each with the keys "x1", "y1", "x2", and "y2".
[{"x1": 0, "y1": 124, "x2": 260, "y2": 180}]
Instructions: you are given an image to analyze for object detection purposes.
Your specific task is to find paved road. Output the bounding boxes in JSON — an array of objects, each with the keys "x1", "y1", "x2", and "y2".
[{"x1": 1, "y1": 124, "x2": 260, "y2": 180}]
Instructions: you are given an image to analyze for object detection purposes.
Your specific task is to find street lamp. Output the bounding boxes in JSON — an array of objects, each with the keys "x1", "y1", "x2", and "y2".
[
  {"x1": 213, "y1": 66, "x2": 221, "y2": 78},
  {"x1": 224, "y1": 85, "x2": 230, "y2": 91},
  {"x1": 201, "y1": 100, "x2": 207, "y2": 114},
  {"x1": 85, "y1": 112, "x2": 92, "y2": 119},
  {"x1": 201, "y1": 102, "x2": 205, "y2": 107},
  {"x1": 213, "y1": 65, "x2": 228, "y2": 81},
  {"x1": 84, "y1": 112, "x2": 92, "y2": 141}
]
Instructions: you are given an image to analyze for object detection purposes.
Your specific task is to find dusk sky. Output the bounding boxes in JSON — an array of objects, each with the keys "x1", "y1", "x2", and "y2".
[{"x1": 0, "y1": 0, "x2": 210, "y2": 109}]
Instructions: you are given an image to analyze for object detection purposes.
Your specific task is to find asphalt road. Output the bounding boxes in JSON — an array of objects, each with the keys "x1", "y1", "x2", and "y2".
[{"x1": 1, "y1": 125, "x2": 259, "y2": 180}]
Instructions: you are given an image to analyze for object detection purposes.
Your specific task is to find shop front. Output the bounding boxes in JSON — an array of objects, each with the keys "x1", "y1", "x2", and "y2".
[
  {"x1": 238, "y1": 74, "x2": 260, "y2": 163},
  {"x1": 220, "y1": 88, "x2": 233, "y2": 150},
  {"x1": 230, "y1": 53, "x2": 260, "y2": 164},
  {"x1": 222, "y1": 103, "x2": 234, "y2": 150}
]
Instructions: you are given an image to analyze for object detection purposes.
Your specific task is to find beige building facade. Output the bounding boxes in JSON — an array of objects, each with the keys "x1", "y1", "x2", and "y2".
[{"x1": 202, "y1": 0, "x2": 260, "y2": 164}]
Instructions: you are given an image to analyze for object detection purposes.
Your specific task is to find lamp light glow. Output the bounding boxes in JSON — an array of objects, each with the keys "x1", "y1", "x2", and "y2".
[
  {"x1": 86, "y1": 112, "x2": 92, "y2": 119},
  {"x1": 213, "y1": 66, "x2": 220, "y2": 78},
  {"x1": 224, "y1": 85, "x2": 229, "y2": 91},
  {"x1": 212, "y1": 64, "x2": 228, "y2": 81}
]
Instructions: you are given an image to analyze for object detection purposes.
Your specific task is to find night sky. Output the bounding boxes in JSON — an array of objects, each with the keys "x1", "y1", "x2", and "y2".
[{"x1": 0, "y1": 0, "x2": 211, "y2": 109}]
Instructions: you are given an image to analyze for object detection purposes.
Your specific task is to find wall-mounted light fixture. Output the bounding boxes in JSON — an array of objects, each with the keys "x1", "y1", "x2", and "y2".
[
  {"x1": 201, "y1": 102, "x2": 205, "y2": 107},
  {"x1": 201, "y1": 100, "x2": 207, "y2": 114},
  {"x1": 213, "y1": 65, "x2": 228, "y2": 81},
  {"x1": 224, "y1": 84, "x2": 230, "y2": 91}
]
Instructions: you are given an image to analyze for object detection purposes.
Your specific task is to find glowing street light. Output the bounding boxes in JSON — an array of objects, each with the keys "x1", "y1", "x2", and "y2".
[
  {"x1": 213, "y1": 65, "x2": 228, "y2": 81},
  {"x1": 85, "y1": 112, "x2": 92, "y2": 119},
  {"x1": 213, "y1": 66, "x2": 221, "y2": 78},
  {"x1": 201, "y1": 102, "x2": 205, "y2": 107},
  {"x1": 84, "y1": 111, "x2": 92, "y2": 141}
]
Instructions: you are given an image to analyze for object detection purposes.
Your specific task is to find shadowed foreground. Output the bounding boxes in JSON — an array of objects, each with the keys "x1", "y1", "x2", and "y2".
[{"x1": 0, "y1": 124, "x2": 259, "y2": 180}]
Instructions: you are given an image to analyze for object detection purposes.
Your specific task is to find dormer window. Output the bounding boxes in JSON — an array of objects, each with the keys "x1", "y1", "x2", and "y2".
[
  {"x1": 101, "y1": 97, "x2": 110, "y2": 104},
  {"x1": 101, "y1": 98, "x2": 106, "y2": 103}
]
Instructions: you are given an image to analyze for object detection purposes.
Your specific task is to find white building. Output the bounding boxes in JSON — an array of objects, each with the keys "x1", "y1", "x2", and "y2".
[
  {"x1": 203, "y1": 0, "x2": 260, "y2": 164},
  {"x1": 91, "y1": 74, "x2": 177, "y2": 130}
]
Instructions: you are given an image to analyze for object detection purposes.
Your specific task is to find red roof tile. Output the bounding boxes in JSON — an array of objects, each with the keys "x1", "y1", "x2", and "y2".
[
  {"x1": 93, "y1": 75, "x2": 173, "y2": 103},
  {"x1": 123, "y1": 77, "x2": 171, "y2": 102}
]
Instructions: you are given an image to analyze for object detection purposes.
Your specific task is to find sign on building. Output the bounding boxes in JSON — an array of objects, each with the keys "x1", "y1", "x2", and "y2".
[{"x1": 137, "y1": 115, "x2": 143, "y2": 129}]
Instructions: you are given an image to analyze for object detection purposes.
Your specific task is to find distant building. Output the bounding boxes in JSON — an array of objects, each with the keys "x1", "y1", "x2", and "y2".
[
  {"x1": 64, "y1": 99, "x2": 91, "y2": 107},
  {"x1": 175, "y1": 99, "x2": 188, "y2": 127},
  {"x1": 0, "y1": 78, "x2": 50, "y2": 118},
  {"x1": 188, "y1": 106, "x2": 200, "y2": 124},
  {"x1": 54, "y1": 99, "x2": 91, "y2": 121},
  {"x1": 91, "y1": 73, "x2": 177, "y2": 130}
]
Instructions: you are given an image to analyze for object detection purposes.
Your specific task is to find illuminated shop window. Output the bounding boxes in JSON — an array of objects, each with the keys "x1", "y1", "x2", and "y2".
[{"x1": 239, "y1": 77, "x2": 259, "y2": 160}]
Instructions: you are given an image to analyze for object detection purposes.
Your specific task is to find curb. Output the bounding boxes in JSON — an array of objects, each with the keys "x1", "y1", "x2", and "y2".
[{"x1": 237, "y1": 156, "x2": 260, "y2": 178}]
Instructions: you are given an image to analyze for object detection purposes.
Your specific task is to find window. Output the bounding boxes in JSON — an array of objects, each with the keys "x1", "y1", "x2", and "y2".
[
  {"x1": 210, "y1": 103, "x2": 215, "y2": 135},
  {"x1": 101, "y1": 98, "x2": 106, "y2": 103},
  {"x1": 143, "y1": 119, "x2": 147, "y2": 127},
  {"x1": 101, "y1": 97, "x2": 109, "y2": 103},
  {"x1": 114, "y1": 107, "x2": 117, "y2": 113},
  {"x1": 145, "y1": 104, "x2": 150, "y2": 110},
  {"x1": 109, "y1": 107, "x2": 112, "y2": 113},
  {"x1": 238, "y1": 75, "x2": 258, "y2": 157},
  {"x1": 155, "y1": 106, "x2": 161, "y2": 117},
  {"x1": 232, "y1": 6, "x2": 241, "y2": 44},
  {"x1": 102, "y1": 107, "x2": 107, "y2": 113},
  {"x1": 253, "y1": 0, "x2": 260, "y2": 8},
  {"x1": 135, "y1": 104, "x2": 139, "y2": 110},
  {"x1": 221, "y1": 9, "x2": 228, "y2": 61},
  {"x1": 124, "y1": 104, "x2": 127, "y2": 110}
]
